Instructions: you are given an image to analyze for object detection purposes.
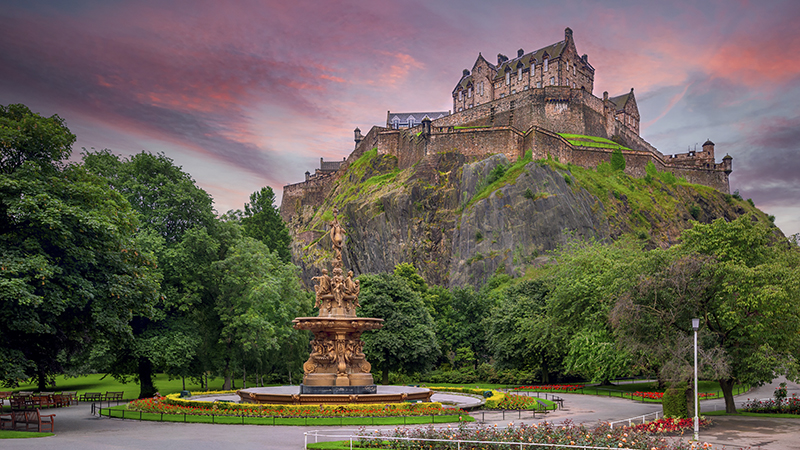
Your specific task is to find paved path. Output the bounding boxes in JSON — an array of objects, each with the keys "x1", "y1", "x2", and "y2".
[{"x1": 3, "y1": 378, "x2": 799, "y2": 449}]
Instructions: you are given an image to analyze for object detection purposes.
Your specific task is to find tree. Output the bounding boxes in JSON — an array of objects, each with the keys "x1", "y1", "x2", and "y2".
[
  {"x1": 678, "y1": 216, "x2": 800, "y2": 412},
  {"x1": 358, "y1": 269, "x2": 440, "y2": 384},
  {"x1": 486, "y1": 279, "x2": 565, "y2": 382},
  {"x1": 1, "y1": 117, "x2": 159, "y2": 390},
  {"x1": 545, "y1": 239, "x2": 643, "y2": 383},
  {"x1": 0, "y1": 104, "x2": 75, "y2": 175},
  {"x1": 83, "y1": 149, "x2": 216, "y2": 243},
  {"x1": 83, "y1": 149, "x2": 219, "y2": 397},
  {"x1": 213, "y1": 237, "x2": 310, "y2": 389},
  {"x1": 240, "y1": 187, "x2": 292, "y2": 263}
]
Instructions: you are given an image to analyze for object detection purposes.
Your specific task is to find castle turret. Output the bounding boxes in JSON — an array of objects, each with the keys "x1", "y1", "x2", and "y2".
[
  {"x1": 702, "y1": 139, "x2": 715, "y2": 158},
  {"x1": 723, "y1": 153, "x2": 733, "y2": 174},
  {"x1": 354, "y1": 127, "x2": 363, "y2": 148}
]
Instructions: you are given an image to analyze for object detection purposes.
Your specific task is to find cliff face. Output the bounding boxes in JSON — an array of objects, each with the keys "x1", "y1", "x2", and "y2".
[{"x1": 287, "y1": 149, "x2": 761, "y2": 289}]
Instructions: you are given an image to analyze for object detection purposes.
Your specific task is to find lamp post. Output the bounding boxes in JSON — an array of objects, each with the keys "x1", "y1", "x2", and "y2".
[{"x1": 692, "y1": 318, "x2": 700, "y2": 442}]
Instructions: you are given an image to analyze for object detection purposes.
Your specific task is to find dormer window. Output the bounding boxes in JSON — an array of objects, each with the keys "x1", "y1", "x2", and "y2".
[
  {"x1": 408, "y1": 117, "x2": 414, "y2": 127},
  {"x1": 544, "y1": 58, "x2": 548, "y2": 72},
  {"x1": 518, "y1": 67, "x2": 523, "y2": 81},
  {"x1": 505, "y1": 71, "x2": 511, "y2": 85},
  {"x1": 392, "y1": 117, "x2": 400, "y2": 129}
]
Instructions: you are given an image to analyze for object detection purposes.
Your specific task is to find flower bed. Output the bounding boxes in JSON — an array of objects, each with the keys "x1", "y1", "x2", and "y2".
[
  {"x1": 127, "y1": 393, "x2": 465, "y2": 418},
  {"x1": 357, "y1": 421, "x2": 711, "y2": 449},
  {"x1": 627, "y1": 417, "x2": 712, "y2": 435},
  {"x1": 495, "y1": 393, "x2": 549, "y2": 410},
  {"x1": 513, "y1": 384, "x2": 584, "y2": 392},
  {"x1": 630, "y1": 391, "x2": 717, "y2": 400},
  {"x1": 741, "y1": 394, "x2": 800, "y2": 414}
]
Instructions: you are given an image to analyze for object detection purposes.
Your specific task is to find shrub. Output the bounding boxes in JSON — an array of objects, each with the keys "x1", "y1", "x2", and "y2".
[
  {"x1": 610, "y1": 148, "x2": 626, "y2": 171},
  {"x1": 523, "y1": 188, "x2": 535, "y2": 199},
  {"x1": 662, "y1": 386, "x2": 688, "y2": 418},
  {"x1": 689, "y1": 205, "x2": 701, "y2": 220}
]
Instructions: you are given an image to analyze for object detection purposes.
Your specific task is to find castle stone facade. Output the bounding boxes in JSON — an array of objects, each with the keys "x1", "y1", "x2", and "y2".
[{"x1": 281, "y1": 28, "x2": 732, "y2": 223}]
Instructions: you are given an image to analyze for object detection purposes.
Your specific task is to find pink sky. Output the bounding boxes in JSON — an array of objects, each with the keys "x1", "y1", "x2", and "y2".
[{"x1": 2, "y1": 0, "x2": 799, "y2": 237}]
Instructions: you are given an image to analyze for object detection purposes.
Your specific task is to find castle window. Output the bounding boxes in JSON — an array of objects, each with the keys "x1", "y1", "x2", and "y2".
[
  {"x1": 500, "y1": 93, "x2": 505, "y2": 98},
  {"x1": 518, "y1": 67, "x2": 522, "y2": 81},
  {"x1": 523, "y1": 85, "x2": 528, "y2": 90},
  {"x1": 458, "y1": 90, "x2": 462, "y2": 101},
  {"x1": 544, "y1": 58, "x2": 548, "y2": 72},
  {"x1": 550, "y1": 77, "x2": 555, "y2": 85},
  {"x1": 505, "y1": 71, "x2": 511, "y2": 85},
  {"x1": 566, "y1": 77, "x2": 569, "y2": 86},
  {"x1": 536, "y1": 81, "x2": 542, "y2": 88},
  {"x1": 458, "y1": 107, "x2": 463, "y2": 112},
  {"x1": 468, "y1": 87, "x2": 472, "y2": 98},
  {"x1": 512, "y1": 89, "x2": 516, "y2": 94},
  {"x1": 573, "y1": 65, "x2": 576, "y2": 76}
]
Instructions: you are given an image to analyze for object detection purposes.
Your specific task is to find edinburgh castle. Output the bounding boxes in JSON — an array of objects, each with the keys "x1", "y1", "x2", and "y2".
[{"x1": 281, "y1": 28, "x2": 732, "y2": 222}]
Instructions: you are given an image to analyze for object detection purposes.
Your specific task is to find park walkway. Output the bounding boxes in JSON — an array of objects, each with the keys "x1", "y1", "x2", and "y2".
[{"x1": 3, "y1": 378, "x2": 799, "y2": 449}]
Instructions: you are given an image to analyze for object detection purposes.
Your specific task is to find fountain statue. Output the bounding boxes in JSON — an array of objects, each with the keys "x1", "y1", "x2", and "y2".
[
  {"x1": 292, "y1": 208, "x2": 383, "y2": 393},
  {"x1": 237, "y1": 208, "x2": 431, "y2": 404}
]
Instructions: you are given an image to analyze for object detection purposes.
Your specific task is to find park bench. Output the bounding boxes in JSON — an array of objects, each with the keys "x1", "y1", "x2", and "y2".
[
  {"x1": 104, "y1": 391, "x2": 124, "y2": 404},
  {"x1": 80, "y1": 392, "x2": 103, "y2": 402},
  {"x1": 0, "y1": 409, "x2": 55, "y2": 432},
  {"x1": 62, "y1": 391, "x2": 78, "y2": 406},
  {"x1": 550, "y1": 395, "x2": 565, "y2": 408}
]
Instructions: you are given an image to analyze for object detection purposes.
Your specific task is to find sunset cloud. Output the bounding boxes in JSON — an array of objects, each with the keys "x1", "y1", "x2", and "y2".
[{"x1": 1, "y1": 0, "x2": 798, "y2": 235}]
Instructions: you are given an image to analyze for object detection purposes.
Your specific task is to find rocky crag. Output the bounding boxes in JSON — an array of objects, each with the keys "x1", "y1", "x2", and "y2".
[{"x1": 286, "y1": 149, "x2": 766, "y2": 289}]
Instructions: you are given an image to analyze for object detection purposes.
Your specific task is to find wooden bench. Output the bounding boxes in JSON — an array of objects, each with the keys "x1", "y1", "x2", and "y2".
[
  {"x1": 62, "y1": 391, "x2": 78, "y2": 406},
  {"x1": 0, "y1": 409, "x2": 55, "y2": 432},
  {"x1": 79, "y1": 392, "x2": 103, "y2": 402},
  {"x1": 104, "y1": 391, "x2": 124, "y2": 404}
]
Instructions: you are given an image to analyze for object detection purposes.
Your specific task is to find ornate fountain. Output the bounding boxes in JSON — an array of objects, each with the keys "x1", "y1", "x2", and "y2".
[
  {"x1": 291, "y1": 210, "x2": 383, "y2": 393},
  {"x1": 237, "y1": 210, "x2": 431, "y2": 404}
]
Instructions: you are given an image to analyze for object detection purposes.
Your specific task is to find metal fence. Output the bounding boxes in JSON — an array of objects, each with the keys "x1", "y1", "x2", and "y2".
[{"x1": 304, "y1": 429, "x2": 638, "y2": 450}]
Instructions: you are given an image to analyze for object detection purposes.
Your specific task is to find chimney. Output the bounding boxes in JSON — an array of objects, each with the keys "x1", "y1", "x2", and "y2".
[
  {"x1": 462, "y1": 69, "x2": 470, "y2": 77},
  {"x1": 565, "y1": 27, "x2": 573, "y2": 42},
  {"x1": 517, "y1": 48, "x2": 524, "y2": 58}
]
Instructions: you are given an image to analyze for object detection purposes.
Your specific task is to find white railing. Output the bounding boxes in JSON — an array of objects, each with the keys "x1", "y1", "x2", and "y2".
[
  {"x1": 608, "y1": 410, "x2": 661, "y2": 429},
  {"x1": 304, "y1": 429, "x2": 637, "y2": 450}
]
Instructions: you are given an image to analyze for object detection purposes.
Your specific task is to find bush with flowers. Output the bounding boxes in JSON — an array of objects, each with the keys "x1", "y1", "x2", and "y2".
[
  {"x1": 127, "y1": 393, "x2": 467, "y2": 418},
  {"x1": 513, "y1": 384, "x2": 585, "y2": 392},
  {"x1": 741, "y1": 394, "x2": 800, "y2": 414},
  {"x1": 356, "y1": 421, "x2": 712, "y2": 449},
  {"x1": 627, "y1": 417, "x2": 712, "y2": 435}
]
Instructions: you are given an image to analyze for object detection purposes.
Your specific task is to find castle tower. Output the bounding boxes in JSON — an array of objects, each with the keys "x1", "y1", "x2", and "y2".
[
  {"x1": 702, "y1": 139, "x2": 715, "y2": 159},
  {"x1": 354, "y1": 128, "x2": 363, "y2": 148}
]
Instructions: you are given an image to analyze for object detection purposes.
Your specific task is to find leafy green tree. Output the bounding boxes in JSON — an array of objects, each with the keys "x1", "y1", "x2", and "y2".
[
  {"x1": 83, "y1": 149, "x2": 216, "y2": 243},
  {"x1": 486, "y1": 279, "x2": 565, "y2": 382},
  {"x1": 358, "y1": 269, "x2": 440, "y2": 384},
  {"x1": 545, "y1": 239, "x2": 643, "y2": 383},
  {"x1": 0, "y1": 104, "x2": 75, "y2": 175},
  {"x1": 240, "y1": 187, "x2": 292, "y2": 263},
  {"x1": 83, "y1": 149, "x2": 219, "y2": 396},
  {"x1": 213, "y1": 237, "x2": 310, "y2": 389},
  {"x1": 678, "y1": 216, "x2": 800, "y2": 412},
  {"x1": 0, "y1": 109, "x2": 159, "y2": 390}
]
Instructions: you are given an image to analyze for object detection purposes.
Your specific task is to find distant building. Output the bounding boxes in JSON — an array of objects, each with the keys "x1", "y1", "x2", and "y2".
[{"x1": 386, "y1": 111, "x2": 450, "y2": 129}]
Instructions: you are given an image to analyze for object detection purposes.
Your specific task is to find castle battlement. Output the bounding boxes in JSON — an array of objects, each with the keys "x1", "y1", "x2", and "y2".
[{"x1": 281, "y1": 28, "x2": 732, "y2": 222}]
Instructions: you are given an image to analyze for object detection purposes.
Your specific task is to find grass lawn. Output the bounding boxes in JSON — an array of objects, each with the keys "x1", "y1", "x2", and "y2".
[
  {"x1": 9, "y1": 373, "x2": 229, "y2": 398},
  {"x1": 0, "y1": 430, "x2": 54, "y2": 439},
  {"x1": 99, "y1": 405, "x2": 474, "y2": 426}
]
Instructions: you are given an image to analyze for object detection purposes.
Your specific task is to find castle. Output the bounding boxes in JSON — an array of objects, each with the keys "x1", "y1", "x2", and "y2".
[{"x1": 281, "y1": 28, "x2": 732, "y2": 222}]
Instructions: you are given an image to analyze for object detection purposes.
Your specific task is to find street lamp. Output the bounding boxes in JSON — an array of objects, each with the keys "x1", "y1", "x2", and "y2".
[{"x1": 692, "y1": 318, "x2": 700, "y2": 442}]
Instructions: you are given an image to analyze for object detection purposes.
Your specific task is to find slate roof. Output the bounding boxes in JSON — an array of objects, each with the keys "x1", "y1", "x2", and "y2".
[
  {"x1": 387, "y1": 111, "x2": 450, "y2": 128},
  {"x1": 609, "y1": 89, "x2": 635, "y2": 113},
  {"x1": 493, "y1": 40, "x2": 567, "y2": 81}
]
